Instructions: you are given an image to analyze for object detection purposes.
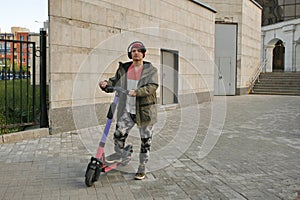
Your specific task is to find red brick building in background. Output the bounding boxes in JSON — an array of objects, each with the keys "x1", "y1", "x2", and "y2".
[
  {"x1": 0, "y1": 33, "x2": 14, "y2": 70},
  {"x1": 14, "y1": 32, "x2": 30, "y2": 68},
  {"x1": 0, "y1": 30, "x2": 31, "y2": 72}
]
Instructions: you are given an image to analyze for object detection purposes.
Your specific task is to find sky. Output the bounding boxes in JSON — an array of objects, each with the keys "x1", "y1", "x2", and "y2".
[{"x1": 0, "y1": 0, "x2": 48, "y2": 33}]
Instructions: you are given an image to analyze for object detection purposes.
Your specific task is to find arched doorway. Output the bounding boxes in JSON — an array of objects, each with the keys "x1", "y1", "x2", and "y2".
[{"x1": 272, "y1": 40, "x2": 285, "y2": 71}]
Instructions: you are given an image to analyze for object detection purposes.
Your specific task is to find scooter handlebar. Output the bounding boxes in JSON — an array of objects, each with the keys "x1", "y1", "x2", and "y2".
[{"x1": 106, "y1": 86, "x2": 129, "y2": 95}]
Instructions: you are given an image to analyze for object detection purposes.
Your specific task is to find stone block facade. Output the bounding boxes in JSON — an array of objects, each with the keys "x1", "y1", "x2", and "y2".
[
  {"x1": 49, "y1": 0, "x2": 216, "y2": 134},
  {"x1": 200, "y1": 0, "x2": 262, "y2": 94}
]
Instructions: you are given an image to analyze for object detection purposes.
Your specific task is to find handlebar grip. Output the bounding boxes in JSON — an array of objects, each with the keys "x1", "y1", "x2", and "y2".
[{"x1": 106, "y1": 86, "x2": 129, "y2": 95}]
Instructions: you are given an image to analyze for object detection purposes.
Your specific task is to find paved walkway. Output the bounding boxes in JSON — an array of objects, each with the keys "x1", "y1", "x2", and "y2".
[{"x1": 0, "y1": 95, "x2": 299, "y2": 200}]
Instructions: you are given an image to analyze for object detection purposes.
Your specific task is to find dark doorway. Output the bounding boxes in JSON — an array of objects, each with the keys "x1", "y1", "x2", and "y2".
[
  {"x1": 161, "y1": 49, "x2": 178, "y2": 105},
  {"x1": 273, "y1": 40, "x2": 285, "y2": 71}
]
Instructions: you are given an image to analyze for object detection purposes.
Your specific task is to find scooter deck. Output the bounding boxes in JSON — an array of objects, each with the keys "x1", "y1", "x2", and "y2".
[
  {"x1": 104, "y1": 152, "x2": 123, "y2": 164},
  {"x1": 103, "y1": 144, "x2": 133, "y2": 166}
]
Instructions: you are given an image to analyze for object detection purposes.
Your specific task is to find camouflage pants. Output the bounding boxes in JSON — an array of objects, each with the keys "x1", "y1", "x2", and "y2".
[{"x1": 114, "y1": 111, "x2": 153, "y2": 165}]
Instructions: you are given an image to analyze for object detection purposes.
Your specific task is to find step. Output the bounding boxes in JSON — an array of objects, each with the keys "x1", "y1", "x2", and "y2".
[
  {"x1": 251, "y1": 72, "x2": 300, "y2": 96},
  {"x1": 255, "y1": 82, "x2": 300, "y2": 86},
  {"x1": 258, "y1": 78, "x2": 300, "y2": 81},
  {"x1": 260, "y1": 74, "x2": 300, "y2": 77},
  {"x1": 253, "y1": 88, "x2": 300, "y2": 92},
  {"x1": 254, "y1": 84, "x2": 300, "y2": 88},
  {"x1": 258, "y1": 77, "x2": 300, "y2": 80},
  {"x1": 251, "y1": 92, "x2": 300, "y2": 96},
  {"x1": 261, "y1": 72, "x2": 300, "y2": 75},
  {"x1": 259, "y1": 75, "x2": 300, "y2": 79},
  {"x1": 256, "y1": 88, "x2": 300, "y2": 91}
]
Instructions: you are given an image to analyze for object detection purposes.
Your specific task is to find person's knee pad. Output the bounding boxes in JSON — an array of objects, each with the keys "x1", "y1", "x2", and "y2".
[
  {"x1": 140, "y1": 137, "x2": 152, "y2": 153},
  {"x1": 113, "y1": 130, "x2": 127, "y2": 149}
]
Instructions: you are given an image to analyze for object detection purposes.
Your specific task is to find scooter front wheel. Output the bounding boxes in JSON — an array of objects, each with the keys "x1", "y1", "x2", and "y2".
[
  {"x1": 85, "y1": 157, "x2": 102, "y2": 186},
  {"x1": 85, "y1": 168, "x2": 96, "y2": 187}
]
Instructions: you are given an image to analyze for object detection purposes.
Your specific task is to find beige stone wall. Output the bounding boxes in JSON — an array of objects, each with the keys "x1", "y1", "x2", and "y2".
[
  {"x1": 199, "y1": 0, "x2": 262, "y2": 93},
  {"x1": 201, "y1": 0, "x2": 242, "y2": 23},
  {"x1": 48, "y1": 0, "x2": 216, "y2": 133},
  {"x1": 241, "y1": 0, "x2": 262, "y2": 89}
]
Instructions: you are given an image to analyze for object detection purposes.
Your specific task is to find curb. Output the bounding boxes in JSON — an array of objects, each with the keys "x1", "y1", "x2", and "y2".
[{"x1": 0, "y1": 128, "x2": 49, "y2": 144}]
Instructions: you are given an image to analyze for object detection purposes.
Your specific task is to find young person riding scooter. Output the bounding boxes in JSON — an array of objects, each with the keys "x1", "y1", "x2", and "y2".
[{"x1": 99, "y1": 41, "x2": 158, "y2": 180}]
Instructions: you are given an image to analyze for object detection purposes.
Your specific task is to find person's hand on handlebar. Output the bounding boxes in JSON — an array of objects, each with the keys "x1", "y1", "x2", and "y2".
[
  {"x1": 98, "y1": 82, "x2": 135, "y2": 96},
  {"x1": 99, "y1": 81, "x2": 108, "y2": 90},
  {"x1": 129, "y1": 90, "x2": 137, "y2": 97}
]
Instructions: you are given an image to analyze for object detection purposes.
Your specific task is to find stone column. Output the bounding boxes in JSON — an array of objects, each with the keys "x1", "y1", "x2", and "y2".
[
  {"x1": 283, "y1": 25, "x2": 295, "y2": 72},
  {"x1": 261, "y1": 31, "x2": 266, "y2": 72},
  {"x1": 265, "y1": 45, "x2": 274, "y2": 72},
  {"x1": 296, "y1": 38, "x2": 300, "y2": 71}
]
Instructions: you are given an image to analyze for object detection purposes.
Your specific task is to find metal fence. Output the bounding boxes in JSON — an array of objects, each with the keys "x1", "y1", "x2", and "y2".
[{"x1": 0, "y1": 30, "x2": 48, "y2": 131}]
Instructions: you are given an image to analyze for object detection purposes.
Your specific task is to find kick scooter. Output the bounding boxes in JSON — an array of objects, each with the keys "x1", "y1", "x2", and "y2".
[{"x1": 85, "y1": 86, "x2": 133, "y2": 187}]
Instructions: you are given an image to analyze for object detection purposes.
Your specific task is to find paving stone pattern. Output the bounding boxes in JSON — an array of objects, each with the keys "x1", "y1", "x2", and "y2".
[{"x1": 0, "y1": 95, "x2": 299, "y2": 200}]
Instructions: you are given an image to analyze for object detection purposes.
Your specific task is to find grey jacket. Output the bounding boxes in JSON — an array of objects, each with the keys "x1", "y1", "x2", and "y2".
[{"x1": 103, "y1": 61, "x2": 158, "y2": 127}]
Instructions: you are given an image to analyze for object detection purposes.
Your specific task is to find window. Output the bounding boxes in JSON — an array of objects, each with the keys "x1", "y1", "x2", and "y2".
[
  {"x1": 263, "y1": 0, "x2": 300, "y2": 25},
  {"x1": 285, "y1": 0, "x2": 295, "y2": 4},
  {"x1": 284, "y1": 16, "x2": 294, "y2": 20},
  {"x1": 285, "y1": 5, "x2": 296, "y2": 16},
  {"x1": 297, "y1": 4, "x2": 300, "y2": 15}
]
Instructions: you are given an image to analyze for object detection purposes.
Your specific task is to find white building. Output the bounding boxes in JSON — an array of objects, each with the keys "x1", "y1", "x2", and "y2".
[{"x1": 261, "y1": 18, "x2": 300, "y2": 72}]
